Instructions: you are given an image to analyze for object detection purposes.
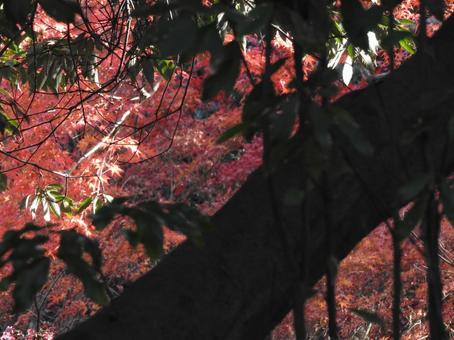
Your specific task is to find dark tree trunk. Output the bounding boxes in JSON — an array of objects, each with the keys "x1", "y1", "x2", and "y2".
[{"x1": 59, "y1": 16, "x2": 454, "y2": 340}]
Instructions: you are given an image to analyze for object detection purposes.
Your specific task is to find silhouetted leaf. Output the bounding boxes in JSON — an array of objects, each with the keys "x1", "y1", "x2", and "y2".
[
  {"x1": 217, "y1": 123, "x2": 246, "y2": 144},
  {"x1": 203, "y1": 41, "x2": 241, "y2": 100},
  {"x1": 92, "y1": 198, "x2": 127, "y2": 230},
  {"x1": 13, "y1": 258, "x2": 50, "y2": 313},
  {"x1": 0, "y1": 173, "x2": 7, "y2": 192},
  {"x1": 4, "y1": 0, "x2": 33, "y2": 26},
  {"x1": 341, "y1": 1, "x2": 383, "y2": 50},
  {"x1": 141, "y1": 58, "x2": 155, "y2": 86},
  {"x1": 132, "y1": 211, "x2": 164, "y2": 260},
  {"x1": 398, "y1": 175, "x2": 431, "y2": 202},
  {"x1": 427, "y1": 0, "x2": 445, "y2": 20},
  {"x1": 157, "y1": 14, "x2": 198, "y2": 57},
  {"x1": 39, "y1": 0, "x2": 82, "y2": 24},
  {"x1": 58, "y1": 230, "x2": 108, "y2": 305}
]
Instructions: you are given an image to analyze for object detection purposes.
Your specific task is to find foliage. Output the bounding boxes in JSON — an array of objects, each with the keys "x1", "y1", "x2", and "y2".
[{"x1": 0, "y1": 0, "x2": 453, "y2": 339}]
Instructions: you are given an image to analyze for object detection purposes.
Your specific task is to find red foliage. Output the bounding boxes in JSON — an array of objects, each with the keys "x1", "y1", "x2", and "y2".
[{"x1": 1, "y1": 1, "x2": 454, "y2": 339}]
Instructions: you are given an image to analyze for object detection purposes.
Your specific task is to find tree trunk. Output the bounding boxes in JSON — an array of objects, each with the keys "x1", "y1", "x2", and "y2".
[{"x1": 59, "y1": 17, "x2": 454, "y2": 340}]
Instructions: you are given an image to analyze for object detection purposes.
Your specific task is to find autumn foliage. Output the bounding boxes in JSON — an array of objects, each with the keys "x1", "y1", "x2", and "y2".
[{"x1": 0, "y1": 0, "x2": 454, "y2": 339}]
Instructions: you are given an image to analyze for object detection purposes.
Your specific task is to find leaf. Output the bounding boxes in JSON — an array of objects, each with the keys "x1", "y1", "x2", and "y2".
[
  {"x1": 58, "y1": 230, "x2": 108, "y2": 305},
  {"x1": 132, "y1": 211, "x2": 164, "y2": 260},
  {"x1": 426, "y1": 0, "x2": 445, "y2": 21},
  {"x1": 155, "y1": 59, "x2": 175, "y2": 80},
  {"x1": 352, "y1": 309, "x2": 384, "y2": 328},
  {"x1": 0, "y1": 112, "x2": 19, "y2": 135},
  {"x1": 342, "y1": 55, "x2": 353, "y2": 85},
  {"x1": 234, "y1": 3, "x2": 274, "y2": 37},
  {"x1": 202, "y1": 41, "x2": 242, "y2": 100},
  {"x1": 216, "y1": 123, "x2": 246, "y2": 144},
  {"x1": 49, "y1": 201, "x2": 61, "y2": 218},
  {"x1": 367, "y1": 31, "x2": 380, "y2": 53},
  {"x1": 42, "y1": 199, "x2": 51, "y2": 222},
  {"x1": 61, "y1": 197, "x2": 74, "y2": 213},
  {"x1": 4, "y1": 0, "x2": 33, "y2": 25},
  {"x1": 196, "y1": 23, "x2": 223, "y2": 56},
  {"x1": 0, "y1": 173, "x2": 7, "y2": 192},
  {"x1": 0, "y1": 223, "x2": 49, "y2": 313},
  {"x1": 91, "y1": 198, "x2": 127, "y2": 230},
  {"x1": 157, "y1": 14, "x2": 198, "y2": 57},
  {"x1": 398, "y1": 175, "x2": 431, "y2": 202},
  {"x1": 399, "y1": 36, "x2": 416, "y2": 55},
  {"x1": 13, "y1": 258, "x2": 50, "y2": 313},
  {"x1": 341, "y1": 1, "x2": 383, "y2": 50},
  {"x1": 83, "y1": 237, "x2": 103, "y2": 271},
  {"x1": 162, "y1": 203, "x2": 210, "y2": 246},
  {"x1": 38, "y1": 0, "x2": 82, "y2": 24},
  {"x1": 77, "y1": 197, "x2": 93, "y2": 214},
  {"x1": 141, "y1": 58, "x2": 155, "y2": 87}
]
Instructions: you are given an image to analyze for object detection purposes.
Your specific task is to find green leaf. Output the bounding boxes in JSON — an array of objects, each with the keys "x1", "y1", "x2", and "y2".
[
  {"x1": 61, "y1": 197, "x2": 74, "y2": 213},
  {"x1": 49, "y1": 200, "x2": 61, "y2": 218},
  {"x1": 398, "y1": 175, "x2": 431, "y2": 202},
  {"x1": 352, "y1": 309, "x2": 384, "y2": 328},
  {"x1": 155, "y1": 59, "x2": 175, "y2": 80},
  {"x1": 399, "y1": 36, "x2": 416, "y2": 55},
  {"x1": 216, "y1": 123, "x2": 246, "y2": 144},
  {"x1": 77, "y1": 197, "x2": 93, "y2": 214},
  {"x1": 0, "y1": 112, "x2": 19, "y2": 135},
  {"x1": 398, "y1": 18, "x2": 415, "y2": 26}
]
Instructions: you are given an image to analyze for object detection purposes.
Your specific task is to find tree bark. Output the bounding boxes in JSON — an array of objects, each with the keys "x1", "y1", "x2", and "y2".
[{"x1": 59, "y1": 16, "x2": 454, "y2": 340}]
